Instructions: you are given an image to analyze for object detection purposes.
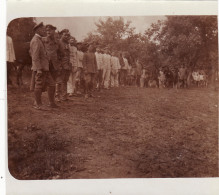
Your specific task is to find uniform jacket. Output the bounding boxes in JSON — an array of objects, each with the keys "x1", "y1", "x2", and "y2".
[
  {"x1": 29, "y1": 34, "x2": 49, "y2": 71},
  {"x1": 95, "y1": 52, "x2": 103, "y2": 70},
  {"x1": 83, "y1": 52, "x2": 97, "y2": 74},
  {"x1": 42, "y1": 36, "x2": 61, "y2": 70},
  {"x1": 7, "y1": 35, "x2": 16, "y2": 62},
  {"x1": 59, "y1": 39, "x2": 71, "y2": 70}
]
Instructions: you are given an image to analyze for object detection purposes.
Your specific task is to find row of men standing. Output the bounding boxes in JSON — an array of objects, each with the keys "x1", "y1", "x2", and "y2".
[{"x1": 29, "y1": 22, "x2": 132, "y2": 110}]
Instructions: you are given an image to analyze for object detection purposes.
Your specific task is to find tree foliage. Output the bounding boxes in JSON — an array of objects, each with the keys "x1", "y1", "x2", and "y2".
[
  {"x1": 7, "y1": 18, "x2": 37, "y2": 63},
  {"x1": 83, "y1": 16, "x2": 218, "y2": 74},
  {"x1": 7, "y1": 18, "x2": 37, "y2": 42},
  {"x1": 145, "y1": 16, "x2": 218, "y2": 72}
]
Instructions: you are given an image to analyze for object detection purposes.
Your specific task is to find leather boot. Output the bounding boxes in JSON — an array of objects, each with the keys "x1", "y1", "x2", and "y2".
[{"x1": 48, "y1": 86, "x2": 58, "y2": 108}]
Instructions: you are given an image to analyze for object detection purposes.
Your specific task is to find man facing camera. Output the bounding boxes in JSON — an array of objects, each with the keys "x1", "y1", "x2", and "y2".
[
  {"x1": 29, "y1": 22, "x2": 58, "y2": 110},
  {"x1": 58, "y1": 29, "x2": 71, "y2": 101},
  {"x1": 42, "y1": 24, "x2": 62, "y2": 104},
  {"x1": 82, "y1": 45, "x2": 97, "y2": 98}
]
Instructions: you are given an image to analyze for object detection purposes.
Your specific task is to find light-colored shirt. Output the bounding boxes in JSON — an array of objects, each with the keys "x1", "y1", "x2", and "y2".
[
  {"x1": 77, "y1": 50, "x2": 84, "y2": 68},
  {"x1": 102, "y1": 54, "x2": 111, "y2": 70},
  {"x1": 69, "y1": 45, "x2": 77, "y2": 67},
  {"x1": 95, "y1": 52, "x2": 103, "y2": 70},
  {"x1": 7, "y1": 35, "x2": 16, "y2": 62},
  {"x1": 111, "y1": 56, "x2": 120, "y2": 70}
]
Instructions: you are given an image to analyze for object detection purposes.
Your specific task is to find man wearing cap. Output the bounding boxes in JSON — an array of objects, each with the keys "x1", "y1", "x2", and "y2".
[
  {"x1": 82, "y1": 45, "x2": 97, "y2": 98},
  {"x1": 102, "y1": 48, "x2": 111, "y2": 89},
  {"x1": 58, "y1": 29, "x2": 71, "y2": 101},
  {"x1": 95, "y1": 47, "x2": 103, "y2": 90},
  {"x1": 29, "y1": 22, "x2": 57, "y2": 110},
  {"x1": 42, "y1": 24, "x2": 62, "y2": 103},
  {"x1": 67, "y1": 37, "x2": 78, "y2": 96}
]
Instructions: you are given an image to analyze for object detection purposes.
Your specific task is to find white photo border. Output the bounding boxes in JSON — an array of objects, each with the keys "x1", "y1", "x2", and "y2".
[{"x1": 1, "y1": 0, "x2": 218, "y2": 195}]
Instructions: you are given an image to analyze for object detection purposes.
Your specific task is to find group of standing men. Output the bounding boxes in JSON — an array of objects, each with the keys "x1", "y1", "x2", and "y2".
[{"x1": 29, "y1": 22, "x2": 136, "y2": 110}]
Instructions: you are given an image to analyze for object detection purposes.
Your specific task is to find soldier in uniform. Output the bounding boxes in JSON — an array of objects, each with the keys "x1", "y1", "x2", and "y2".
[
  {"x1": 42, "y1": 24, "x2": 62, "y2": 102},
  {"x1": 82, "y1": 45, "x2": 97, "y2": 98},
  {"x1": 59, "y1": 29, "x2": 71, "y2": 101},
  {"x1": 29, "y1": 22, "x2": 57, "y2": 110}
]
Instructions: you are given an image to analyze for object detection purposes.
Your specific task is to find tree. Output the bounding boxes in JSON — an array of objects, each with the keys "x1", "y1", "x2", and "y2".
[
  {"x1": 7, "y1": 18, "x2": 37, "y2": 64},
  {"x1": 145, "y1": 16, "x2": 218, "y2": 72},
  {"x1": 7, "y1": 17, "x2": 37, "y2": 42}
]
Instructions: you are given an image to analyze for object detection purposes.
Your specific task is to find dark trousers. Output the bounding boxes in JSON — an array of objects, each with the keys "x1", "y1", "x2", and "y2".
[
  {"x1": 60, "y1": 69, "x2": 71, "y2": 99},
  {"x1": 96, "y1": 69, "x2": 103, "y2": 90},
  {"x1": 136, "y1": 75, "x2": 141, "y2": 87},
  {"x1": 84, "y1": 73, "x2": 95, "y2": 95},
  {"x1": 120, "y1": 69, "x2": 127, "y2": 86}
]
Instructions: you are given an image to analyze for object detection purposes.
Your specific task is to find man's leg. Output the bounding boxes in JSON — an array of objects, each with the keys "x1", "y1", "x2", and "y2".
[
  {"x1": 124, "y1": 70, "x2": 127, "y2": 86},
  {"x1": 120, "y1": 70, "x2": 124, "y2": 86},
  {"x1": 61, "y1": 69, "x2": 70, "y2": 101},
  {"x1": 104, "y1": 69, "x2": 111, "y2": 89},
  {"x1": 102, "y1": 68, "x2": 106, "y2": 88},
  {"x1": 46, "y1": 72, "x2": 58, "y2": 108},
  {"x1": 33, "y1": 71, "x2": 46, "y2": 109},
  {"x1": 97, "y1": 69, "x2": 102, "y2": 90},
  {"x1": 84, "y1": 73, "x2": 91, "y2": 98},
  {"x1": 71, "y1": 69, "x2": 78, "y2": 94},
  {"x1": 110, "y1": 73, "x2": 114, "y2": 88},
  {"x1": 54, "y1": 70, "x2": 62, "y2": 102},
  {"x1": 115, "y1": 72, "x2": 119, "y2": 87},
  {"x1": 67, "y1": 72, "x2": 73, "y2": 95}
]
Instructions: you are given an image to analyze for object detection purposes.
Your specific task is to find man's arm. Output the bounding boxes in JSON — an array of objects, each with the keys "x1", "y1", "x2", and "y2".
[{"x1": 30, "y1": 40, "x2": 43, "y2": 71}]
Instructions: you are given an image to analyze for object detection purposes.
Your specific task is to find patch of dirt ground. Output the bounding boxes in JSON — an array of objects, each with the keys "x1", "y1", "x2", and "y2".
[{"x1": 7, "y1": 82, "x2": 218, "y2": 179}]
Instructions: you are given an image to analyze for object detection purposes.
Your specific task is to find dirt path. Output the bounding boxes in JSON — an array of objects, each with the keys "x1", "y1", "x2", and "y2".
[{"x1": 8, "y1": 85, "x2": 218, "y2": 179}]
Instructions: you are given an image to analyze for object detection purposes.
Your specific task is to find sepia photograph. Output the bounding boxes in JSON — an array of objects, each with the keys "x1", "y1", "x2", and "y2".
[{"x1": 6, "y1": 15, "x2": 218, "y2": 180}]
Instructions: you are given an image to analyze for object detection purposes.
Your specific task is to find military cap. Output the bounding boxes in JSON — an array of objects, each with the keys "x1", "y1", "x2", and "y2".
[
  {"x1": 33, "y1": 22, "x2": 43, "y2": 31},
  {"x1": 45, "y1": 24, "x2": 57, "y2": 30},
  {"x1": 60, "y1": 29, "x2": 70, "y2": 35}
]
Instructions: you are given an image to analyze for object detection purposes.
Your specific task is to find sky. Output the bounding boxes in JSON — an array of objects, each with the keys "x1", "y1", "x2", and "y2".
[{"x1": 36, "y1": 16, "x2": 165, "y2": 41}]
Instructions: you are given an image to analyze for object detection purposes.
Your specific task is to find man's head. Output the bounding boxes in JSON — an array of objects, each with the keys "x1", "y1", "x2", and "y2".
[
  {"x1": 96, "y1": 48, "x2": 101, "y2": 53},
  {"x1": 60, "y1": 29, "x2": 70, "y2": 42},
  {"x1": 76, "y1": 42, "x2": 83, "y2": 51},
  {"x1": 88, "y1": 45, "x2": 94, "y2": 52},
  {"x1": 104, "y1": 48, "x2": 110, "y2": 54},
  {"x1": 45, "y1": 24, "x2": 56, "y2": 37},
  {"x1": 69, "y1": 38, "x2": 76, "y2": 46},
  {"x1": 33, "y1": 22, "x2": 45, "y2": 37}
]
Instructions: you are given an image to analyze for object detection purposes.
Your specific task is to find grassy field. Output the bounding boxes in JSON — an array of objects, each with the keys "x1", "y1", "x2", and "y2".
[{"x1": 8, "y1": 82, "x2": 218, "y2": 179}]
